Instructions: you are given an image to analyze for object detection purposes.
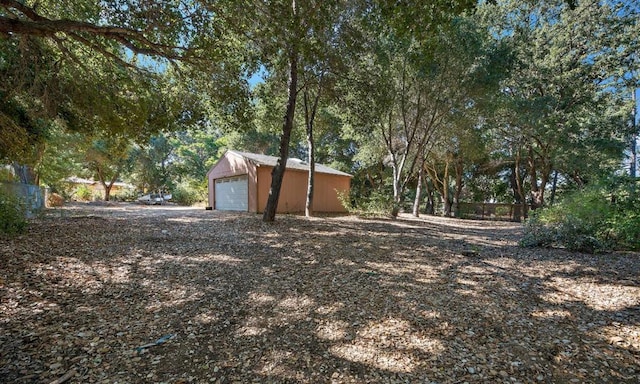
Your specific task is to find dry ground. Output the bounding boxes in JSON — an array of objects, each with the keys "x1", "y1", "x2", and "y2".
[{"x1": 1, "y1": 202, "x2": 639, "y2": 384}]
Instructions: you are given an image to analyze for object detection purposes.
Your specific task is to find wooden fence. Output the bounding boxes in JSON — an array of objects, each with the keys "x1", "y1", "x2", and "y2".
[{"x1": 456, "y1": 202, "x2": 525, "y2": 222}]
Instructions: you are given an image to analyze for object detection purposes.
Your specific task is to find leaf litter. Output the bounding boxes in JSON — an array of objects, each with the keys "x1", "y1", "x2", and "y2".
[{"x1": 0, "y1": 202, "x2": 638, "y2": 383}]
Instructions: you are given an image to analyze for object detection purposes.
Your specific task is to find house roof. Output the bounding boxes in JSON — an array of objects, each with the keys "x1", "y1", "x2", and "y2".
[
  {"x1": 66, "y1": 177, "x2": 96, "y2": 185},
  {"x1": 66, "y1": 177, "x2": 134, "y2": 189},
  {"x1": 228, "y1": 150, "x2": 352, "y2": 177}
]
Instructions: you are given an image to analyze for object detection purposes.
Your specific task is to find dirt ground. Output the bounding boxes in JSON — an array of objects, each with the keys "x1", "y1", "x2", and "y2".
[{"x1": 1, "y1": 202, "x2": 639, "y2": 383}]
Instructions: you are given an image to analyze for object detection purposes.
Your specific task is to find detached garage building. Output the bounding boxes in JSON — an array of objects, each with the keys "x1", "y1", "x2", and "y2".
[{"x1": 207, "y1": 150, "x2": 352, "y2": 213}]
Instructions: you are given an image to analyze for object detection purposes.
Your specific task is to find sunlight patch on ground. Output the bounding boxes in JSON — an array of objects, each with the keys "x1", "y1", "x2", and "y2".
[
  {"x1": 236, "y1": 316, "x2": 268, "y2": 337},
  {"x1": 315, "y1": 302, "x2": 345, "y2": 315},
  {"x1": 193, "y1": 311, "x2": 218, "y2": 325},
  {"x1": 330, "y1": 344, "x2": 416, "y2": 373},
  {"x1": 144, "y1": 286, "x2": 205, "y2": 312},
  {"x1": 166, "y1": 217, "x2": 207, "y2": 224},
  {"x1": 158, "y1": 253, "x2": 244, "y2": 265},
  {"x1": 456, "y1": 277, "x2": 480, "y2": 287},
  {"x1": 275, "y1": 295, "x2": 315, "y2": 321},
  {"x1": 330, "y1": 318, "x2": 444, "y2": 373},
  {"x1": 597, "y1": 325, "x2": 640, "y2": 351},
  {"x1": 531, "y1": 309, "x2": 573, "y2": 319},
  {"x1": 316, "y1": 320, "x2": 349, "y2": 341},
  {"x1": 247, "y1": 292, "x2": 277, "y2": 306},
  {"x1": 334, "y1": 258, "x2": 357, "y2": 267},
  {"x1": 542, "y1": 278, "x2": 640, "y2": 311}
]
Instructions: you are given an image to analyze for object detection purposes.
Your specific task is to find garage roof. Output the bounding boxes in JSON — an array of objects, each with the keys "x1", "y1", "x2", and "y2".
[{"x1": 229, "y1": 150, "x2": 352, "y2": 177}]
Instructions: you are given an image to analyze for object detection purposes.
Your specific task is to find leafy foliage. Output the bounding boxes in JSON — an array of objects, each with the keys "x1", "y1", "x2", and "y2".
[
  {"x1": 0, "y1": 188, "x2": 27, "y2": 235},
  {"x1": 171, "y1": 182, "x2": 206, "y2": 206},
  {"x1": 74, "y1": 185, "x2": 93, "y2": 202},
  {"x1": 521, "y1": 177, "x2": 640, "y2": 252}
]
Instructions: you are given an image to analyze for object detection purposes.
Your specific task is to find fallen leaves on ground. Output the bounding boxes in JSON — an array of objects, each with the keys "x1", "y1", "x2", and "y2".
[{"x1": 1, "y1": 202, "x2": 638, "y2": 383}]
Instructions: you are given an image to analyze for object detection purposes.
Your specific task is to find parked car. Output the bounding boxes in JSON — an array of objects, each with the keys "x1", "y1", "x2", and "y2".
[{"x1": 138, "y1": 193, "x2": 170, "y2": 205}]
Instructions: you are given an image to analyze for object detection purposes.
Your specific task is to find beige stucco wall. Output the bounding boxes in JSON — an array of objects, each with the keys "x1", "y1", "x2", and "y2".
[
  {"x1": 208, "y1": 152, "x2": 351, "y2": 213},
  {"x1": 256, "y1": 166, "x2": 350, "y2": 213}
]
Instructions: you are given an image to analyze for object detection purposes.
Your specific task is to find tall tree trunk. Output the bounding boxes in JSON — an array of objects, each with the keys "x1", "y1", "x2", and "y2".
[
  {"x1": 453, "y1": 157, "x2": 463, "y2": 218},
  {"x1": 527, "y1": 145, "x2": 550, "y2": 210},
  {"x1": 424, "y1": 177, "x2": 434, "y2": 215},
  {"x1": 513, "y1": 150, "x2": 528, "y2": 220},
  {"x1": 631, "y1": 88, "x2": 637, "y2": 178},
  {"x1": 527, "y1": 146, "x2": 542, "y2": 209},
  {"x1": 412, "y1": 162, "x2": 425, "y2": 217},
  {"x1": 549, "y1": 169, "x2": 559, "y2": 206},
  {"x1": 442, "y1": 160, "x2": 451, "y2": 216},
  {"x1": 391, "y1": 160, "x2": 401, "y2": 217},
  {"x1": 263, "y1": 48, "x2": 298, "y2": 222},
  {"x1": 305, "y1": 126, "x2": 315, "y2": 217},
  {"x1": 303, "y1": 77, "x2": 321, "y2": 218}
]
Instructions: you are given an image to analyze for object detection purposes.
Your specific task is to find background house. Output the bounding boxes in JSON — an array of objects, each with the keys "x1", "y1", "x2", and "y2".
[
  {"x1": 65, "y1": 177, "x2": 134, "y2": 200},
  {"x1": 206, "y1": 150, "x2": 351, "y2": 213}
]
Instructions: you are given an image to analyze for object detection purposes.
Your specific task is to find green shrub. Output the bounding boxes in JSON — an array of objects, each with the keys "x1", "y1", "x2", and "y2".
[
  {"x1": 172, "y1": 183, "x2": 205, "y2": 206},
  {"x1": 339, "y1": 190, "x2": 396, "y2": 217},
  {"x1": 111, "y1": 189, "x2": 138, "y2": 202},
  {"x1": 0, "y1": 189, "x2": 27, "y2": 234},
  {"x1": 521, "y1": 177, "x2": 640, "y2": 253},
  {"x1": 75, "y1": 185, "x2": 93, "y2": 201}
]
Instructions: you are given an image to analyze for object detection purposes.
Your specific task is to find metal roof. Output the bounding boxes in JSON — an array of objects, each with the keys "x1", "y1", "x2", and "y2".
[{"x1": 228, "y1": 150, "x2": 352, "y2": 177}]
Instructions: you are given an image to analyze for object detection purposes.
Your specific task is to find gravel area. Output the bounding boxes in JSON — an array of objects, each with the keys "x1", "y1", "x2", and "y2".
[{"x1": 1, "y1": 202, "x2": 639, "y2": 383}]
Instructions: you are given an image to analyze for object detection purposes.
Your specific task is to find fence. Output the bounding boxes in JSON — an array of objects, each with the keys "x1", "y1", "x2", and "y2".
[
  {"x1": 0, "y1": 182, "x2": 46, "y2": 218},
  {"x1": 457, "y1": 202, "x2": 525, "y2": 222}
]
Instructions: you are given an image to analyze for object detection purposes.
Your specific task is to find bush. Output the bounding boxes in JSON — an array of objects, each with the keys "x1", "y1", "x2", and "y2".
[
  {"x1": 339, "y1": 190, "x2": 396, "y2": 217},
  {"x1": 0, "y1": 189, "x2": 27, "y2": 234},
  {"x1": 75, "y1": 185, "x2": 93, "y2": 201},
  {"x1": 111, "y1": 189, "x2": 138, "y2": 202},
  {"x1": 521, "y1": 177, "x2": 640, "y2": 253},
  {"x1": 172, "y1": 183, "x2": 206, "y2": 206}
]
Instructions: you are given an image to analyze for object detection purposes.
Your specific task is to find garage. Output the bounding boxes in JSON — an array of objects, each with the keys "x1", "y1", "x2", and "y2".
[
  {"x1": 207, "y1": 150, "x2": 351, "y2": 213},
  {"x1": 214, "y1": 175, "x2": 248, "y2": 211}
]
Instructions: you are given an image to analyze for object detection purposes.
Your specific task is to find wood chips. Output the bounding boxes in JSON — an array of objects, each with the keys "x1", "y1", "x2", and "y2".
[{"x1": 1, "y1": 203, "x2": 638, "y2": 383}]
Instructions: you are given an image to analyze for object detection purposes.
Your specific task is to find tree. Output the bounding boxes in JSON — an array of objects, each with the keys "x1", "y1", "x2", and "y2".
[
  {"x1": 479, "y1": 0, "x2": 640, "y2": 209},
  {"x1": 0, "y1": 0, "x2": 210, "y2": 65},
  {"x1": 1, "y1": 0, "x2": 245, "y2": 188},
  {"x1": 85, "y1": 136, "x2": 134, "y2": 201},
  {"x1": 130, "y1": 135, "x2": 174, "y2": 193},
  {"x1": 342, "y1": 11, "x2": 501, "y2": 216}
]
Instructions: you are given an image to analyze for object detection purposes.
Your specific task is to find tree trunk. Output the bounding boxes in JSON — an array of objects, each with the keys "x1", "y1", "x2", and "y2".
[
  {"x1": 513, "y1": 150, "x2": 528, "y2": 220},
  {"x1": 97, "y1": 168, "x2": 118, "y2": 202},
  {"x1": 104, "y1": 184, "x2": 113, "y2": 201},
  {"x1": 391, "y1": 156, "x2": 402, "y2": 217},
  {"x1": 412, "y1": 164, "x2": 424, "y2": 217},
  {"x1": 424, "y1": 178, "x2": 434, "y2": 215},
  {"x1": 453, "y1": 158, "x2": 463, "y2": 218},
  {"x1": 303, "y1": 78, "x2": 322, "y2": 218},
  {"x1": 263, "y1": 48, "x2": 298, "y2": 222},
  {"x1": 12, "y1": 163, "x2": 38, "y2": 185},
  {"x1": 549, "y1": 170, "x2": 559, "y2": 206},
  {"x1": 631, "y1": 88, "x2": 637, "y2": 178},
  {"x1": 527, "y1": 145, "x2": 549, "y2": 210},
  {"x1": 305, "y1": 130, "x2": 315, "y2": 217},
  {"x1": 442, "y1": 160, "x2": 450, "y2": 216}
]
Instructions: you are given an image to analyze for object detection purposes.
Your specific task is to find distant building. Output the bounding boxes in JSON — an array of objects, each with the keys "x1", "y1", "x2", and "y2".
[{"x1": 206, "y1": 150, "x2": 351, "y2": 213}]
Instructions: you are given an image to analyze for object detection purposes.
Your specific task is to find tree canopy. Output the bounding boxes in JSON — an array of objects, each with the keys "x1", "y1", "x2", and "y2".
[{"x1": 1, "y1": 0, "x2": 638, "y2": 222}]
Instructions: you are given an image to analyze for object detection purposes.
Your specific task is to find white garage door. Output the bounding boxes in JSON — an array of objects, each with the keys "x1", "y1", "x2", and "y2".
[{"x1": 215, "y1": 176, "x2": 248, "y2": 211}]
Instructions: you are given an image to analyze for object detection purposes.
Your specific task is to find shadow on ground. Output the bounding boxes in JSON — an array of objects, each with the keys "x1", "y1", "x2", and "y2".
[{"x1": 1, "y1": 203, "x2": 638, "y2": 383}]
